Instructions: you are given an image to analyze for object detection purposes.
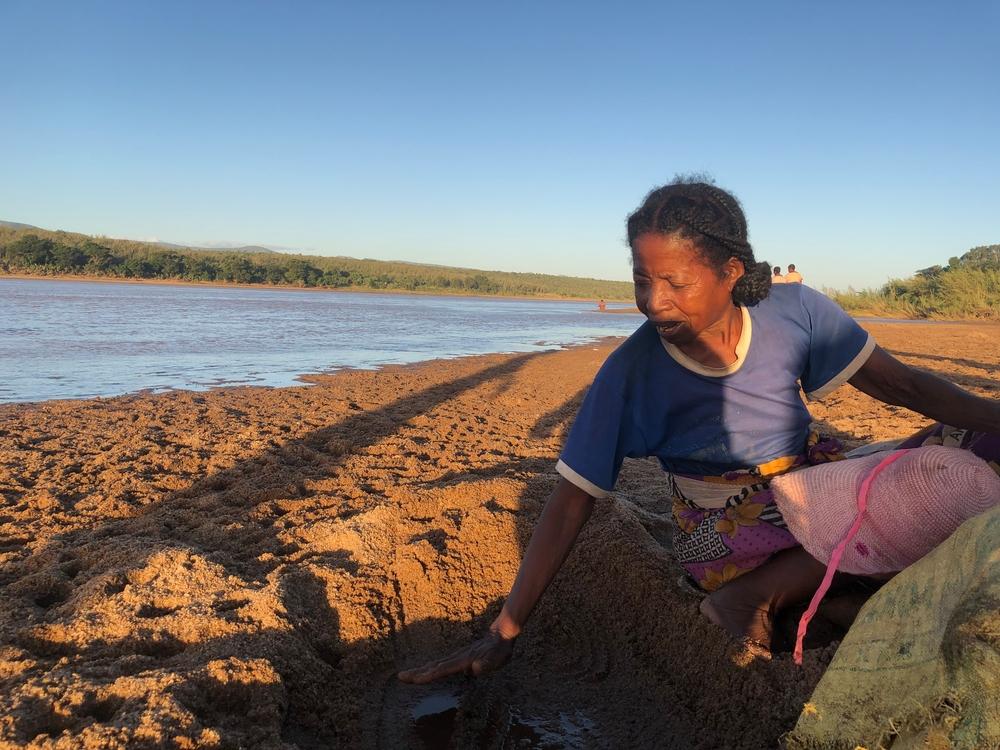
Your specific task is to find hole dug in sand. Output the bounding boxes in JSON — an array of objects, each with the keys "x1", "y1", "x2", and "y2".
[
  {"x1": 412, "y1": 690, "x2": 459, "y2": 748},
  {"x1": 410, "y1": 689, "x2": 599, "y2": 750}
]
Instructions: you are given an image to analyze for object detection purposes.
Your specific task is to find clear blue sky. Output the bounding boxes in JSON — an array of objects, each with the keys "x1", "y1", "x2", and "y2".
[{"x1": 3, "y1": 1, "x2": 997, "y2": 290}]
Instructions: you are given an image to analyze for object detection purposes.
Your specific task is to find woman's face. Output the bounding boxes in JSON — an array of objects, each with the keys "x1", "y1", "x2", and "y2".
[{"x1": 631, "y1": 232, "x2": 743, "y2": 345}]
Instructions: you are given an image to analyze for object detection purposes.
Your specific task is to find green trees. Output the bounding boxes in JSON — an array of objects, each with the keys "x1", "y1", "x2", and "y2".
[
  {"x1": 281, "y1": 258, "x2": 322, "y2": 286},
  {"x1": 81, "y1": 241, "x2": 120, "y2": 273},
  {"x1": 960, "y1": 244, "x2": 1000, "y2": 270},
  {"x1": 186, "y1": 257, "x2": 218, "y2": 281},
  {"x1": 829, "y1": 244, "x2": 1000, "y2": 319},
  {"x1": 217, "y1": 255, "x2": 258, "y2": 283},
  {"x1": 51, "y1": 244, "x2": 88, "y2": 271},
  {"x1": 4, "y1": 235, "x2": 56, "y2": 266},
  {"x1": 0, "y1": 226, "x2": 635, "y2": 300},
  {"x1": 156, "y1": 252, "x2": 187, "y2": 278}
]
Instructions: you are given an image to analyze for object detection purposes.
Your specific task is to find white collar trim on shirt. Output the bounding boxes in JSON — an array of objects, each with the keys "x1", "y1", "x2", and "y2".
[{"x1": 659, "y1": 305, "x2": 752, "y2": 377}]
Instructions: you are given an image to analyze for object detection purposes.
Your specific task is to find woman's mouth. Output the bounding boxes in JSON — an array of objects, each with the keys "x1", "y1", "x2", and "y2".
[{"x1": 654, "y1": 320, "x2": 683, "y2": 337}]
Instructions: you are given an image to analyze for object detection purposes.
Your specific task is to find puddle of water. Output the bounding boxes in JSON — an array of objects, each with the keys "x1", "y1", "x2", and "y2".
[
  {"x1": 412, "y1": 691, "x2": 459, "y2": 748},
  {"x1": 505, "y1": 709, "x2": 596, "y2": 749},
  {"x1": 411, "y1": 691, "x2": 598, "y2": 749}
]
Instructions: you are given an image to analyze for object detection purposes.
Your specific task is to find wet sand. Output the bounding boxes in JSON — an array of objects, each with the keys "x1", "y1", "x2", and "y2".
[{"x1": 0, "y1": 322, "x2": 997, "y2": 748}]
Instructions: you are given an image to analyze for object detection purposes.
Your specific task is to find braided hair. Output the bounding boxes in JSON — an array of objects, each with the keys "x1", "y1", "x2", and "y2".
[{"x1": 626, "y1": 177, "x2": 772, "y2": 306}]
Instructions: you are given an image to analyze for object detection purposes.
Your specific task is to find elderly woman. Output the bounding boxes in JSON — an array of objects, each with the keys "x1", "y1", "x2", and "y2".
[{"x1": 398, "y1": 179, "x2": 1000, "y2": 684}]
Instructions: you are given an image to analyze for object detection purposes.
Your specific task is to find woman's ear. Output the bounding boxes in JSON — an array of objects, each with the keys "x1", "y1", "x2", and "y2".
[{"x1": 724, "y1": 258, "x2": 746, "y2": 290}]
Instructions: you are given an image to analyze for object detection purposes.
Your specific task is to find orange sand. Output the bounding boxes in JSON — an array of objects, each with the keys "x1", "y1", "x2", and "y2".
[{"x1": 0, "y1": 321, "x2": 996, "y2": 748}]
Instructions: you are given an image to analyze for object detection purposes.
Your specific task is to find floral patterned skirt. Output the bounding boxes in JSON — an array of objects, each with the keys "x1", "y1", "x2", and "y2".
[{"x1": 671, "y1": 426, "x2": 1000, "y2": 592}]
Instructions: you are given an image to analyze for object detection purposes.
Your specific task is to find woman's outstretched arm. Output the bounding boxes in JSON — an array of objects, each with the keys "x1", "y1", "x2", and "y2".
[
  {"x1": 397, "y1": 477, "x2": 596, "y2": 684},
  {"x1": 848, "y1": 345, "x2": 1000, "y2": 433}
]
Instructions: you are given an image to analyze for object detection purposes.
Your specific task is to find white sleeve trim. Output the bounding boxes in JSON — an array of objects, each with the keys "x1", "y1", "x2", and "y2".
[
  {"x1": 805, "y1": 334, "x2": 876, "y2": 401},
  {"x1": 555, "y1": 459, "x2": 612, "y2": 498}
]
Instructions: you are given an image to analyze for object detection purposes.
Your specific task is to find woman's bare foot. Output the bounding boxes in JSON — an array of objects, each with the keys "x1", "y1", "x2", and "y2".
[
  {"x1": 700, "y1": 594, "x2": 775, "y2": 665},
  {"x1": 699, "y1": 590, "x2": 774, "y2": 646},
  {"x1": 696, "y1": 547, "x2": 828, "y2": 651}
]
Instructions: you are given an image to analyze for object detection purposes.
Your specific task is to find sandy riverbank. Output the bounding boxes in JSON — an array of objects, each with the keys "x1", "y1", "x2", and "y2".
[{"x1": 0, "y1": 321, "x2": 997, "y2": 748}]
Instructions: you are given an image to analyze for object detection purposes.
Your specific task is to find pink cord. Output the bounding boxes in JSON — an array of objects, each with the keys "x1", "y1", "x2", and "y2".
[{"x1": 793, "y1": 449, "x2": 913, "y2": 665}]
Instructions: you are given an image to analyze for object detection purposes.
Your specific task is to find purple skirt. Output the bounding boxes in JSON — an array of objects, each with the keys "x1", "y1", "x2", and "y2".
[{"x1": 672, "y1": 425, "x2": 1000, "y2": 592}]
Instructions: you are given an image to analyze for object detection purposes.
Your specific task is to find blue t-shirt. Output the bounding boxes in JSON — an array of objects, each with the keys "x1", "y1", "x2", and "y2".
[{"x1": 556, "y1": 284, "x2": 875, "y2": 498}]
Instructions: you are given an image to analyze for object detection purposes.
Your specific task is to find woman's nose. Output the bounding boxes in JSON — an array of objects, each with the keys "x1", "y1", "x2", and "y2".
[{"x1": 647, "y1": 283, "x2": 676, "y2": 315}]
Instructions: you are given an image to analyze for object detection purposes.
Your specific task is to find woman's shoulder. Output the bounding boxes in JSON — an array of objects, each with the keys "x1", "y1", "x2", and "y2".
[
  {"x1": 753, "y1": 282, "x2": 827, "y2": 324},
  {"x1": 593, "y1": 321, "x2": 661, "y2": 386},
  {"x1": 757, "y1": 283, "x2": 855, "y2": 325},
  {"x1": 606, "y1": 320, "x2": 660, "y2": 362},
  {"x1": 759, "y1": 280, "x2": 806, "y2": 305},
  {"x1": 749, "y1": 282, "x2": 793, "y2": 315}
]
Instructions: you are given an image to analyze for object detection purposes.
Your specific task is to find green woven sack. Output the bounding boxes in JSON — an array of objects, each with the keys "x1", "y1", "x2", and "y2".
[{"x1": 787, "y1": 506, "x2": 1000, "y2": 750}]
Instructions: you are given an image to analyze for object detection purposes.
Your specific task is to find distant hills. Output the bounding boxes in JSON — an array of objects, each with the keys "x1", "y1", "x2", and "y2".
[
  {"x1": 0, "y1": 221, "x2": 281, "y2": 256},
  {"x1": 0, "y1": 221, "x2": 41, "y2": 232},
  {"x1": 152, "y1": 241, "x2": 280, "y2": 255},
  {"x1": 0, "y1": 220, "x2": 634, "y2": 300}
]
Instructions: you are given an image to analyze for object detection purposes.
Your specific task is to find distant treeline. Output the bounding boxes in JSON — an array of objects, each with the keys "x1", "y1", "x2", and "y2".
[
  {"x1": 828, "y1": 244, "x2": 1000, "y2": 319},
  {"x1": 0, "y1": 225, "x2": 634, "y2": 300}
]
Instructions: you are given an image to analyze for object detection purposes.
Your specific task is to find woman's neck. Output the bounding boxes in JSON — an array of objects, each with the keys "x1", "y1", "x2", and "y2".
[{"x1": 678, "y1": 305, "x2": 743, "y2": 368}]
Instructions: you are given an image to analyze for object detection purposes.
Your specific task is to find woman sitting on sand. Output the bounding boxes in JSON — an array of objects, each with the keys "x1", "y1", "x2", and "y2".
[{"x1": 399, "y1": 179, "x2": 1000, "y2": 684}]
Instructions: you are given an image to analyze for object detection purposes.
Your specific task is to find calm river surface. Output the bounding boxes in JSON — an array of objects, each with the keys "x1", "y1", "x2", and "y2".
[{"x1": 0, "y1": 278, "x2": 643, "y2": 403}]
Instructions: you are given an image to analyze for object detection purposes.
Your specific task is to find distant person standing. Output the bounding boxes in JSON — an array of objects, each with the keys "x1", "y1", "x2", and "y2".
[
  {"x1": 785, "y1": 264, "x2": 803, "y2": 283},
  {"x1": 772, "y1": 266, "x2": 786, "y2": 284},
  {"x1": 598, "y1": 299, "x2": 607, "y2": 312}
]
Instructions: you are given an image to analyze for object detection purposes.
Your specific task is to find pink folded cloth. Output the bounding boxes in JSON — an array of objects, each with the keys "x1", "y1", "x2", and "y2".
[
  {"x1": 771, "y1": 445, "x2": 1000, "y2": 576},
  {"x1": 773, "y1": 445, "x2": 1000, "y2": 664}
]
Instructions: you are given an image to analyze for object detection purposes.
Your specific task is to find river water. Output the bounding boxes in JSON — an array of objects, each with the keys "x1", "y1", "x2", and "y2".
[{"x1": 0, "y1": 278, "x2": 642, "y2": 403}]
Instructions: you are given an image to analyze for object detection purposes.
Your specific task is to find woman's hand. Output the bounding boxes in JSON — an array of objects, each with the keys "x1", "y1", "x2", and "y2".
[{"x1": 397, "y1": 629, "x2": 516, "y2": 684}]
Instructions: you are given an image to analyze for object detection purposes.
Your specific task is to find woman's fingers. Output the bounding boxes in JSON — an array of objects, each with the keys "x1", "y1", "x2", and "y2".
[
  {"x1": 397, "y1": 651, "x2": 472, "y2": 684},
  {"x1": 397, "y1": 633, "x2": 515, "y2": 684}
]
